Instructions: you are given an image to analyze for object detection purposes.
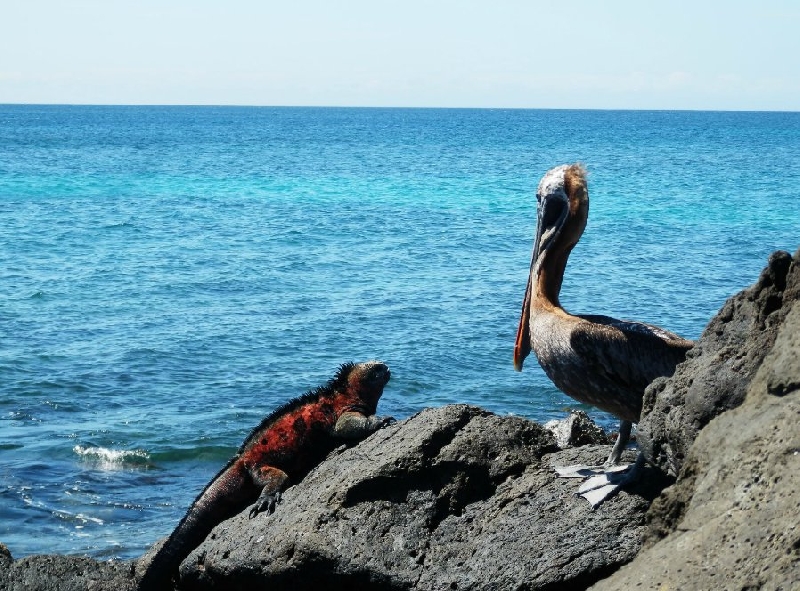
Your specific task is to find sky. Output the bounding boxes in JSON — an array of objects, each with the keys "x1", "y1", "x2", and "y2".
[{"x1": 2, "y1": 0, "x2": 799, "y2": 110}]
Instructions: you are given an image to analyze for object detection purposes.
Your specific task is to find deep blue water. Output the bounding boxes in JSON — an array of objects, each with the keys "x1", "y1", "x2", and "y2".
[{"x1": 1, "y1": 105, "x2": 798, "y2": 559}]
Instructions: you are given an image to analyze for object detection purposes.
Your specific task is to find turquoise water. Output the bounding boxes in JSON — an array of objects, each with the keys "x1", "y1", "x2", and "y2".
[{"x1": 1, "y1": 106, "x2": 798, "y2": 559}]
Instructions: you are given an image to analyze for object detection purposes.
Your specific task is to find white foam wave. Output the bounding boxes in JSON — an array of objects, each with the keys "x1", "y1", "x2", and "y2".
[{"x1": 73, "y1": 445, "x2": 150, "y2": 468}]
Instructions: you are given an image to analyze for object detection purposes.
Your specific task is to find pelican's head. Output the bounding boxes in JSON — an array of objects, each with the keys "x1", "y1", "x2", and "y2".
[
  {"x1": 536, "y1": 163, "x2": 588, "y2": 257},
  {"x1": 514, "y1": 163, "x2": 588, "y2": 371}
]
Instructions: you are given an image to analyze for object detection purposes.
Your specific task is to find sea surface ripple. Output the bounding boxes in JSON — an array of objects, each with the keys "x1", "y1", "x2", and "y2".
[{"x1": 1, "y1": 106, "x2": 798, "y2": 558}]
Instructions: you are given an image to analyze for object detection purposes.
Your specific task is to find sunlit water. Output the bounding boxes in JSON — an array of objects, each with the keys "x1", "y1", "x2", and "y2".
[{"x1": 1, "y1": 106, "x2": 798, "y2": 558}]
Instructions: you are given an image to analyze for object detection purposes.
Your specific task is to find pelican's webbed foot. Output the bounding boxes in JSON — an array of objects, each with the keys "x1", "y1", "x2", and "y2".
[
  {"x1": 553, "y1": 461, "x2": 637, "y2": 507},
  {"x1": 576, "y1": 455, "x2": 643, "y2": 507},
  {"x1": 553, "y1": 420, "x2": 641, "y2": 508},
  {"x1": 554, "y1": 462, "x2": 630, "y2": 478}
]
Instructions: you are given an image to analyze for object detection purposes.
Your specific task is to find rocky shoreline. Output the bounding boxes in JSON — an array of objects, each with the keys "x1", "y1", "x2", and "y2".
[{"x1": 2, "y1": 249, "x2": 798, "y2": 591}]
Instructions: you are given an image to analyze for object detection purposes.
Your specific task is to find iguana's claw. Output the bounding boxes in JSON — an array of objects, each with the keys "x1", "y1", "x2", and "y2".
[{"x1": 249, "y1": 491, "x2": 282, "y2": 518}]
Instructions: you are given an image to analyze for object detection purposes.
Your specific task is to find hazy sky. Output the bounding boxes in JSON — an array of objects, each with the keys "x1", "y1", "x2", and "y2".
[{"x1": 3, "y1": 1, "x2": 799, "y2": 110}]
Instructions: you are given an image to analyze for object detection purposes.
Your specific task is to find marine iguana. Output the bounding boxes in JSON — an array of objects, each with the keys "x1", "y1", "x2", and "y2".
[{"x1": 136, "y1": 360, "x2": 394, "y2": 591}]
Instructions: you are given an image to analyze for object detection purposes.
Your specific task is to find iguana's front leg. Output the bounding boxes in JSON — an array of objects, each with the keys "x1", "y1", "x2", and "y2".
[
  {"x1": 248, "y1": 465, "x2": 290, "y2": 518},
  {"x1": 334, "y1": 411, "x2": 395, "y2": 439}
]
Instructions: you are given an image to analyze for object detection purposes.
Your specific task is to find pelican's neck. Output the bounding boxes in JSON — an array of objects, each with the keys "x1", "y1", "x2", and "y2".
[{"x1": 534, "y1": 243, "x2": 571, "y2": 311}]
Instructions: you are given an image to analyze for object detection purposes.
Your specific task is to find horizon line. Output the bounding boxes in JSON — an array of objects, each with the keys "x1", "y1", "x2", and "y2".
[{"x1": 2, "y1": 102, "x2": 799, "y2": 114}]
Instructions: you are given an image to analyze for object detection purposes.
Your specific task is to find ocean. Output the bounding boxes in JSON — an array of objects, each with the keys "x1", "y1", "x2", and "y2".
[{"x1": 1, "y1": 105, "x2": 798, "y2": 559}]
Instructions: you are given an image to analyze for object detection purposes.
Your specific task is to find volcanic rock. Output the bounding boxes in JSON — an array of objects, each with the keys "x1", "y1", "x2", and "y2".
[
  {"x1": 638, "y1": 248, "x2": 800, "y2": 477},
  {"x1": 174, "y1": 405, "x2": 653, "y2": 591}
]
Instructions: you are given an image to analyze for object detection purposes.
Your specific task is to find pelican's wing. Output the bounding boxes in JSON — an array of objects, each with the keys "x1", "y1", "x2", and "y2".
[
  {"x1": 570, "y1": 320, "x2": 655, "y2": 394},
  {"x1": 570, "y1": 317, "x2": 691, "y2": 421}
]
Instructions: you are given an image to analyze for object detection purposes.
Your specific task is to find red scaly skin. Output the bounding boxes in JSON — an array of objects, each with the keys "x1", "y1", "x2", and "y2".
[{"x1": 137, "y1": 361, "x2": 393, "y2": 591}]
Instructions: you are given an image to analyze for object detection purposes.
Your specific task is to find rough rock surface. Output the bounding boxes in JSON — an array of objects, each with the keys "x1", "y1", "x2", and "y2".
[
  {"x1": 0, "y1": 543, "x2": 135, "y2": 591},
  {"x1": 591, "y1": 299, "x2": 800, "y2": 591},
  {"x1": 638, "y1": 248, "x2": 800, "y2": 477},
  {"x1": 174, "y1": 405, "x2": 654, "y2": 591}
]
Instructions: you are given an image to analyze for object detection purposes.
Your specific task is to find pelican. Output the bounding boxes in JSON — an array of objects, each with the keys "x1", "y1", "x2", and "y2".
[{"x1": 513, "y1": 163, "x2": 692, "y2": 506}]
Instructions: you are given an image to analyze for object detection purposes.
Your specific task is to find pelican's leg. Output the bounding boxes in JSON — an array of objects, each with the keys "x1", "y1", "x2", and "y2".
[
  {"x1": 553, "y1": 419, "x2": 634, "y2": 477},
  {"x1": 554, "y1": 419, "x2": 639, "y2": 508},
  {"x1": 604, "y1": 420, "x2": 632, "y2": 466}
]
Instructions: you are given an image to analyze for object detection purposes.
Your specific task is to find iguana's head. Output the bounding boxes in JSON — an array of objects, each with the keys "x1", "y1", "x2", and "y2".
[{"x1": 334, "y1": 360, "x2": 391, "y2": 410}]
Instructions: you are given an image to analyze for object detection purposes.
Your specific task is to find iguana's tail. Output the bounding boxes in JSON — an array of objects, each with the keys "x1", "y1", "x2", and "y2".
[{"x1": 136, "y1": 461, "x2": 253, "y2": 590}]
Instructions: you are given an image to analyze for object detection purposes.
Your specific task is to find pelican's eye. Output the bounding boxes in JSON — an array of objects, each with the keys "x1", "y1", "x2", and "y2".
[{"x1": 540, "y1": 197, "x2": 567, "y2": 230}]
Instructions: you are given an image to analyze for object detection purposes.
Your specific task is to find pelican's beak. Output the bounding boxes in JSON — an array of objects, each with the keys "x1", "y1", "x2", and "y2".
[
  {"x1": 513, "y1": 190, "x2": 568, "y2": 371},
  {"x1": 514, "y1": 202, "x2": 543, "y2": 372},
  {"x1": 513, "y1": 271, "x2": 532, "y2": 371}
]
